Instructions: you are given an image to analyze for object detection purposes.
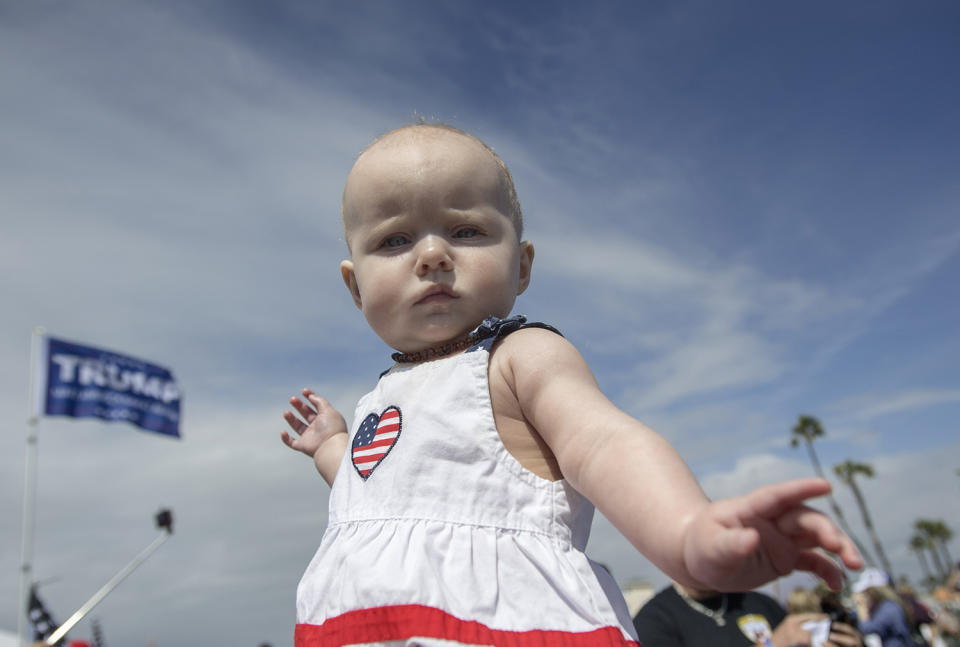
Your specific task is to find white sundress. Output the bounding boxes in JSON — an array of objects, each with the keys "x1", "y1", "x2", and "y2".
[{"x1": 295, "y1": 316, "x2": 639, "y2": 647}]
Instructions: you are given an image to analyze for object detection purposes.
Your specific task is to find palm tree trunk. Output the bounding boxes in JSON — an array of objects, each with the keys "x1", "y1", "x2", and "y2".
[
  {"x1": 928, "y1": 544, "x2": 947, "y2": 579},
  {"x1": 804, "y1": 441, "x2": 826, "y2": 479},
  {"x1": 804, "y1": 441, "x2": 876, "y2": 567},
  {"x1": 937, "y1": 540, "x2": 954, "y2": 572},
  {"x1": 915, "y1": 549, "x2": 932, "y2": 580},
  {"x1": 848, "y1": 480, "x2": 893, "y2": 575}
]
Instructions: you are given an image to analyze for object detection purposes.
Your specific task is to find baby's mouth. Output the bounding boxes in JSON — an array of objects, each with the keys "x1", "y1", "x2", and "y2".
[{"x1": 416, "y1": 285, "x2": 457, "y2": 305}]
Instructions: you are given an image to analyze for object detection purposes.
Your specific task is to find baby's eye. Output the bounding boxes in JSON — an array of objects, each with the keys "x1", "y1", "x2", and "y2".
[
  {"x1": 382, "y1": 234, "x2": 410, "y2": 248},
  {"x1": 453, "y1": 227, "x2": 480, "y2": 239}
]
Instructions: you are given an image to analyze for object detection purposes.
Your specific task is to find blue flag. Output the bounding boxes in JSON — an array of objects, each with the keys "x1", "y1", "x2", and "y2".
[{"x1": 35, "y1": 336, "x2": 182, "y2": 438}]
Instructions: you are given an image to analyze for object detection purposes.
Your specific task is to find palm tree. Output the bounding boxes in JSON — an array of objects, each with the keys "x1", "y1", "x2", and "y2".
[
  {"x1": 909, "y1": 534, "x2": 933, "y2": 581},
  {"x1": 834, "y1": 460, "x2": 892, "y2": 575},
  {"x1": 915, "y1": 520, "x2": 948, "y2": 579},
  {"x1": 790, "y1": 415, "x2": 875, "y2": 567},
  {"x1": 929, "y1": 520, "x2": 955, "y2": 568}
]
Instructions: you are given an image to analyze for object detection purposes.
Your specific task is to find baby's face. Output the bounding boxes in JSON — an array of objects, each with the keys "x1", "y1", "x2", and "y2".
[{"x1": 340, "y1": 129, "x2": 533, "y2": 353}]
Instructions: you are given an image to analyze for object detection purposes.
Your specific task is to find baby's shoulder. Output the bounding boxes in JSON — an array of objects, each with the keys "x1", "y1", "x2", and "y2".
[
  {"x1": 489, "y1": 325, "x2": 588, "y2": 386},
  {"x1": 490, "y1": 324, "x2": 571, "y2": 361}
]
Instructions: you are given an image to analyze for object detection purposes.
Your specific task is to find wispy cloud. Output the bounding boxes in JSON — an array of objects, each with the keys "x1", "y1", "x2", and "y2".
[
  {"x1": 833, "y1": 388, "x2": 960, "y2": 421},
  {"x1": 529, "y1": 225, "x2": 857, "y2": 411}
]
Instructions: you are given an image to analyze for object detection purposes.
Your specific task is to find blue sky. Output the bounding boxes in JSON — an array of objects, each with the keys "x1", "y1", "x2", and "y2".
[{"x1": 1, "y1": 2, "x2": 958, "y2": 645}]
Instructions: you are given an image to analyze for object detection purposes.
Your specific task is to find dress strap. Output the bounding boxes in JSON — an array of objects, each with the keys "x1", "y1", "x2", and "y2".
[{"x1": 466, "y1": 314, "x2": 563, "y2": 353}]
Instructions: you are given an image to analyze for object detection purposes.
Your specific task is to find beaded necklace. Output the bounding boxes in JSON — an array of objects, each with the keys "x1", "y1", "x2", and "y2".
[
  {"x1": 673, "y1": 583, "x2": 729, "y2": 627},
  {"x1": 391, "y1": 332, "x2": 477, "y2": 363}
]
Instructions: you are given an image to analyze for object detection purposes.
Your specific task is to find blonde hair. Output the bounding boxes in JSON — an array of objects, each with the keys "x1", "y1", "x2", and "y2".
[
  {"x1": 863, "y1": 585, "x2": 913, "y2": 625},
  {"x1": 787, "y1": 588, "x2": 821, "y2": 614}
]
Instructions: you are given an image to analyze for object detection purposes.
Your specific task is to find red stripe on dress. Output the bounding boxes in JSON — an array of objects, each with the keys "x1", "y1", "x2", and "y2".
[{"x1": 295, "y1": 604, "x2": 639, "y2": 647}]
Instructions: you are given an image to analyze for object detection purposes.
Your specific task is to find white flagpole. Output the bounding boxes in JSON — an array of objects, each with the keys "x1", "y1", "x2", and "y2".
[
  {"x1": 44, "y1": 527, "x2": 172, "y2": 646},
  {"x1": 18, "y1": 327, "x2": 44, "y2": 647}
]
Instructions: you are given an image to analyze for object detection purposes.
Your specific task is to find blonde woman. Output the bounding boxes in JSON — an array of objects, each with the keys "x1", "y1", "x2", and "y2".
[{"x1": 853, "y1": 569, "x2": 914, "y2": 647}]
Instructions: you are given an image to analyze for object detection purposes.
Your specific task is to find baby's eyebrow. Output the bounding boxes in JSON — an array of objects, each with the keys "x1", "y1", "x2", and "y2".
[
  {"x1": 373, "y1": 212, "x2": 411, "y2": 226},
  {"x1": 376, "y1": 198, "x2": 404, "y2": 217},
  {"x1": 361, "y1": 214, "x2": 412, "y2": 238},
  {"x1": 356, "y1": 197, "x2": 403, "y2": 220}
]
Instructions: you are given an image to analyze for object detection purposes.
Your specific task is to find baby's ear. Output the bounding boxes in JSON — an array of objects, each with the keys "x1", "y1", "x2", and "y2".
[
  {"x1": 340, "y1": 260, "x2": 363, "y2": 308},
  {"x1": 516, "y1": 241, "x2": 534, "y2": 295}
]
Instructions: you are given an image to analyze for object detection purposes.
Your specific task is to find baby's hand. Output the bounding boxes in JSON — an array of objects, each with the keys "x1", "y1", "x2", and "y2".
[
  {"x1": 683, "y1": 478, "x2": 863, "y2": 592},
  {"x1": 281, "y1": 388, "x2": 347, "y2": 458}
]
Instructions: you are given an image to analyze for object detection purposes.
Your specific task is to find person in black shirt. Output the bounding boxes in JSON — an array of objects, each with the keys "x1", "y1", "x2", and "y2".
[{"x1": 634, "y1": 583, "x2": 863, "y2": 647}]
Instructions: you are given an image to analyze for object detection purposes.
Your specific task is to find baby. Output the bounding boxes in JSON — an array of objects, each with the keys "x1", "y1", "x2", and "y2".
[{"x1": 281, "y1": 123, "x2": 862, "y2": 646}]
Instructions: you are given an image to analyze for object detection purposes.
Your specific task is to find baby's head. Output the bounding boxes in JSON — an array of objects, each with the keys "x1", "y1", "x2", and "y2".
[
  {"x1": 344, "y1": 124, "x2": 524, "y2": 243},
  {"x1": 338, "y1": 124, "x2": 535, "y2": 354}
]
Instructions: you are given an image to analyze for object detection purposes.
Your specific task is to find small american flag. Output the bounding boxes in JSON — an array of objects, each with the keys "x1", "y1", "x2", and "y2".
[{"x1": 352, "y1": 406, "x2": 402, "y2": 479}]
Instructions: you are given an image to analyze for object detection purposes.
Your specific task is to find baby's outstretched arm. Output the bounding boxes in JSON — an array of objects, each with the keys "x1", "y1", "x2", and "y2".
[
  {"x1": 500, "y1": 329, "x2": 861, "y2": 591},
  {"x1": 281, "y1": 388, "x2": 348, "y2": 486}
]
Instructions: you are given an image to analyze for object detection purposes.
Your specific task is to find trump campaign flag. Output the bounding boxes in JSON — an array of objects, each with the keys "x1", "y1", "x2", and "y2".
[{"x1": 34, "y1": 336, "x2": 182, "y2": 438}]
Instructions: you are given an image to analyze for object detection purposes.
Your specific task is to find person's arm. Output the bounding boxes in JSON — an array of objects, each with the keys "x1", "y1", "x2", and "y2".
[
  {"x1": 281, "y1": 388, "x2": 349, "y2": 486},
  {"x1": 504, "y1": 329, "x2": 862, "y2": 591},
  {"x1": 853, "y1": 594, "x2": 870, "y2": 630}
]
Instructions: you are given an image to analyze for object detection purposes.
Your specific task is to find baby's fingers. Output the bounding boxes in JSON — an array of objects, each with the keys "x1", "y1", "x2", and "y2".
[
  {"x1": 289, "y1": 393, "x2": 318, "y2": 422},
  {"x1": 795, "y1": 549, "x2": 845, "y2": 591},
  {"x1": 305, "y1": 392, "x2": 333, "y2": 414},
  {"x1": 283, "y1": 409, "x2": 306, "y2": 434},
  {"x1": 744, "y1": 478, "x2": 832, "y2": 520},
  {"x1": 777, "y1": 506, "x2": 862, "y2": 570},
  {"x1": 280, "y1": 428, "x2": 314, "y2": 456},
  {"x1": 280, "y1": 429, "x2": 296, "y2": 447}
]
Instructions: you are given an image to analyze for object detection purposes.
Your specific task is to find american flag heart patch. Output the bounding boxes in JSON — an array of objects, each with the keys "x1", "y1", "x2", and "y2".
[{"x1": 351, "y1": 406, "x2": 402, "y2": 480}]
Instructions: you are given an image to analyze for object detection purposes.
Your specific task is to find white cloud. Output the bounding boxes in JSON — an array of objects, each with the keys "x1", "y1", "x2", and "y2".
[
  {"x1": 833, "y1": 388, "x2": 960, "y2": 421},
  {"x1": 536, "y1": 231, "x2": 704, "y2": 294},
  {"x1": 699, "y1": 454, "x2": 815, "y2": 500},
  {"x1": 626, "y1": 329, "x2": 783, "y2": 411}
]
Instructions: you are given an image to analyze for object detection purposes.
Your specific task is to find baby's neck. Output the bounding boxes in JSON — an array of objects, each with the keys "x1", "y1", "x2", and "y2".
[{"x1": 391, "y1": 331, "x2": 476, "y2": 364}]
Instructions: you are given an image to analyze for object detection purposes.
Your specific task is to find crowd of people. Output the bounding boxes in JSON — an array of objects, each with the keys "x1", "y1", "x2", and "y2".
[{"x1": 632, "y1": 564, "x2": 960, "y2": 647}]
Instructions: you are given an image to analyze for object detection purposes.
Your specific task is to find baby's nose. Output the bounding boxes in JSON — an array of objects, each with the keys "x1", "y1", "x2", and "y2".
[{"x1": 416, "y1": 236, "x2": 453, "y2": 274}]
